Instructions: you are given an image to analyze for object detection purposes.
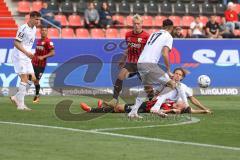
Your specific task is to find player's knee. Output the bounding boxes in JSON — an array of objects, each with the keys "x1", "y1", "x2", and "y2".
[
  {"x1": 144, "y1": 85, "x2": 153, "y2": 93},
  {"x1": 118, "y1": 69, "x2": 129, "y2": 80},
  {"x1": 20, "y1": 74, "x2": 29, "y2": 83},
  {"x1": 166, "y1": 80, "x2": 176, "y2": 89},
  {"x1": 118, "y1": 72, "x2": 129, "y2": 80},
  {"x1": 34, "y1": 80, "x2": 39, "y2": 85},
  {"x1": 114, "y1": 106, "x2": 121, "y2": 112},
  {"x1": 31, "y1": 76, "x2": 37, "y2": 82}
]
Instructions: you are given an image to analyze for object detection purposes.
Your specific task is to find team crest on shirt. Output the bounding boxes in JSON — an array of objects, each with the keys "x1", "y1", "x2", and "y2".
[{"x1": 137, "y1": 38, "x2": 142, "y2": 43}]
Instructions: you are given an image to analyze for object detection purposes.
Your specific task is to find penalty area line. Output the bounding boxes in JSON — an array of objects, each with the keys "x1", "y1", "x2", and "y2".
[
  {"x1": 91, "y1": 117, "x2": 200, "y2": 132},
  {"x1": 0, "y1": 121, "x2": 239, "y2": 151}
]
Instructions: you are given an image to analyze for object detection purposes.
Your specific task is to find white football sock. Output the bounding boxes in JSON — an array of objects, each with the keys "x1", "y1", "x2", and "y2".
[
  {"x1": 151, "y1": 93, "x2": 168, "y2": 112},
  {"x1": 132, "y1": 97, "x2": 144, "y2": 112},
  {"x1": 151, "y1": 88, "x2": 177, "y2": 112},
  {"x1": 26, "y1": 80, "x2": 33, "y2": 91},
  {"x1": 129, "y1": 91, "x2": 147, "y2": 115},
  {"x1": 15, "y1": 82, "x2": 27, "y2": 107}
]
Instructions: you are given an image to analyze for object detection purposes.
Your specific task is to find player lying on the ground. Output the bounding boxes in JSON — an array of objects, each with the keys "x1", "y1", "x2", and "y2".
[
  {"x1": 80, "y1": 68, "x2": 212, "y2": 115},
  {"x1": 80, "y1": 97, "x2": 211, "y2": 115},
  {"x1": 150, "y1": 67, "x2": 212, "y2": 115}
]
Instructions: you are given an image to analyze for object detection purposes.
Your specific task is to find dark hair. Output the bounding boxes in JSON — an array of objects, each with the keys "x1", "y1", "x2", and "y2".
[
  {"x1": 30, "y1": 11, "x2": 41, "y2": 18},
  {"x1": 101, "y1": 2, "x2": 109, "y2": 10},
  {"x1": 173, "y1": 67, "x2": 187, "y2": 78},
  {"x1": 40, "y1": 25, "x2": 48, "y2": 29},
  {"x1": 163, "y1": 19, "x2": 173, "y2": 28}
]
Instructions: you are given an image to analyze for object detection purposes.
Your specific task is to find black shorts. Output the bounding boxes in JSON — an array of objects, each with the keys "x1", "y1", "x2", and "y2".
[
  {"x1": 124, "y1": 102, "x2": 149, "y2": 113},
  {"x1": 181, "y1": 107, "x2": 191, "y2": 114},
  {"x1": 123, "y1": 63, "x2": 141, "y2": 80},
  {"x1": 33, "y1": 66, "x2": 45, "y2": 80}
]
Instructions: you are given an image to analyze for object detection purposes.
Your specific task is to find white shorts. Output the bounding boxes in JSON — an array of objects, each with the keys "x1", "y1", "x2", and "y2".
[
  {"x1": 12, "y1": 54, "x2": 34, "y2": 75},
  {"x1": 137, "y1": 63, "x2": 171, "y2": 85}
]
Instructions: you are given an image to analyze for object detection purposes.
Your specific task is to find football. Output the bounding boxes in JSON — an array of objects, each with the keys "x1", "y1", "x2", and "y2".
[{"x1": 198, "y1": 75, "x2": 211, "y2": 88}]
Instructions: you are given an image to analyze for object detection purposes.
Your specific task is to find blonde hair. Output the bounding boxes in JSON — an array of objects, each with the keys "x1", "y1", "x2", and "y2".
[{"x1": 132, "y1": 14, "x2": 142, "y2": 22}]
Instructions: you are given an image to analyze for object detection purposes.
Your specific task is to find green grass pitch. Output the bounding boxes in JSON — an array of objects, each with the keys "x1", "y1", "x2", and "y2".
[{"x1": 0, "y1": 95, "x2": 240, "y2": 160}]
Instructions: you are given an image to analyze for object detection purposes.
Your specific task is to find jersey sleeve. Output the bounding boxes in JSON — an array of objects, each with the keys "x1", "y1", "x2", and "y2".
[
  {"x1": 48, "y1": 40, "x2": 54, "y2": 50},
  {"x1": 206, "y1": 22, "x2": 210, "y2": 28},
  {"x1": 181, "y1": 83, "x2": 193, "y2": 97},
  {"x1": 15, "y1": 25, "x2": 26, "y2": 42}
]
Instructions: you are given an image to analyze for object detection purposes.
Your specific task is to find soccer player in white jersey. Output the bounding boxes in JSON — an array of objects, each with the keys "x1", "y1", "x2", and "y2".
[
  {"x1": 154, "y1": 68, "x2": 211, "y2": 114},
  {"x1": 128, "y1": 19, "x2": 189, "y2": 118},
  {"x1": 10, "y1": 11, "x2": 41, "y2": 110}
]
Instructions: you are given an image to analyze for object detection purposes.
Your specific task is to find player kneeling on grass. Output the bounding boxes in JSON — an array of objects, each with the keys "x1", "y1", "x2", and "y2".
[
  {"x1": 31, "y1": 26, "x2": 55, "y2": 103},
  {"x1": 80, "y1": 68, "x2": 212, "y2": 116}
]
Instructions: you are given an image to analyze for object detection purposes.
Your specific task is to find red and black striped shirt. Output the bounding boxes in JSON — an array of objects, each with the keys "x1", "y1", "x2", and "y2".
[
  {"x1": 32, "y1": 38, "x2": 54, "y2": 67},
  {"x1": 125, "y1": 30, "x2": 149, "y2": 63}
]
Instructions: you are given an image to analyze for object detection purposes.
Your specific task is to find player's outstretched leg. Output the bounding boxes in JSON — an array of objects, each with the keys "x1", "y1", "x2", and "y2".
[
  {"x1": 107, "y1": 78, "x2": 123, "y2": 107},
  {"x1": 80, "y1": 102, "x2": 115, "y2": 113},
  {"x1": 108, "y1": 68, "x2": 130, "y2": 107}
]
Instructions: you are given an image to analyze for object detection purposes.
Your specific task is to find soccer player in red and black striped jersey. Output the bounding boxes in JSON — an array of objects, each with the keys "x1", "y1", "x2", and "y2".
[
  {"x1": 31, "y1": 26, "x2": 55, "y2": 103},
  {"x1": 107, "y1": 14, "x2": 150, "y2": 106},
  {"x1": 80, "y1": 68, "x2": 212, "y2": 115}
]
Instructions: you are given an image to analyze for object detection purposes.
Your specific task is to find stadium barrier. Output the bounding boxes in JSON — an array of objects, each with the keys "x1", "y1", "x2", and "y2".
[{"x1": 0, "y1": 39, "x2": 240, "y2": 96}]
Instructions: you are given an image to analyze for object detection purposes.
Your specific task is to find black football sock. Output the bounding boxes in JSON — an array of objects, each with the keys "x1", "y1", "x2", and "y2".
[
  {"x1": 35, "y1": 84, "x2": 40, "y2": 96},
  {"x1": 113, "y1": 79, "x2": 123, "y2": 99},
  {"x1": 90, "y1": 107, "x2": 114, "y2": 113}
]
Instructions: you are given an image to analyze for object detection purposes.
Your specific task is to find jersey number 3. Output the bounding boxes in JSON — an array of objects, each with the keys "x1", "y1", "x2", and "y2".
[{"x1": 148, "y1": 33, "x2": 162, "y2": 45}]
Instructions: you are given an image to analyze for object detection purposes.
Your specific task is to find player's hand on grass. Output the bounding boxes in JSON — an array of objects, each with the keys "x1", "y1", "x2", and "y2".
[{"x1": 206, "y1": 109, "x2": 213, "y2": 114}]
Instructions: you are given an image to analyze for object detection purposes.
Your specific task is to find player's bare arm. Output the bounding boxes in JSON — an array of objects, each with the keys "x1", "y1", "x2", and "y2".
[
  {"x1": 188, "y1": 96, "x2": 211, "y2": 111},
  {"x1": 162, "y1": 46, "x2": 176, "y2": 89},
  {"x1": 38, "y1": 49, "x2": 55, "y2": 60},
  {"x1": 14, "y1": 40, "x2": 33, "y2": 59},
  {"x1": 162, "y1": 46, "x2": 172, "y2": 75}
]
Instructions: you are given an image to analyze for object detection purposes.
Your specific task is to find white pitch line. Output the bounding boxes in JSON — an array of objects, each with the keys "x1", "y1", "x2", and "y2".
[
  {"x1": 0, "y1": 121, "x2": 240, "y2": 151},
  {"x1": 91, "y1": 117, "x2": 200, "y2": 132}
]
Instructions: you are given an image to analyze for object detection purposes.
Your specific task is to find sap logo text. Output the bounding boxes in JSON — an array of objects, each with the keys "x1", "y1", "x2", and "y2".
[{"x1": 193, "y1": 49, "x2": 240, "y2": 66}]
